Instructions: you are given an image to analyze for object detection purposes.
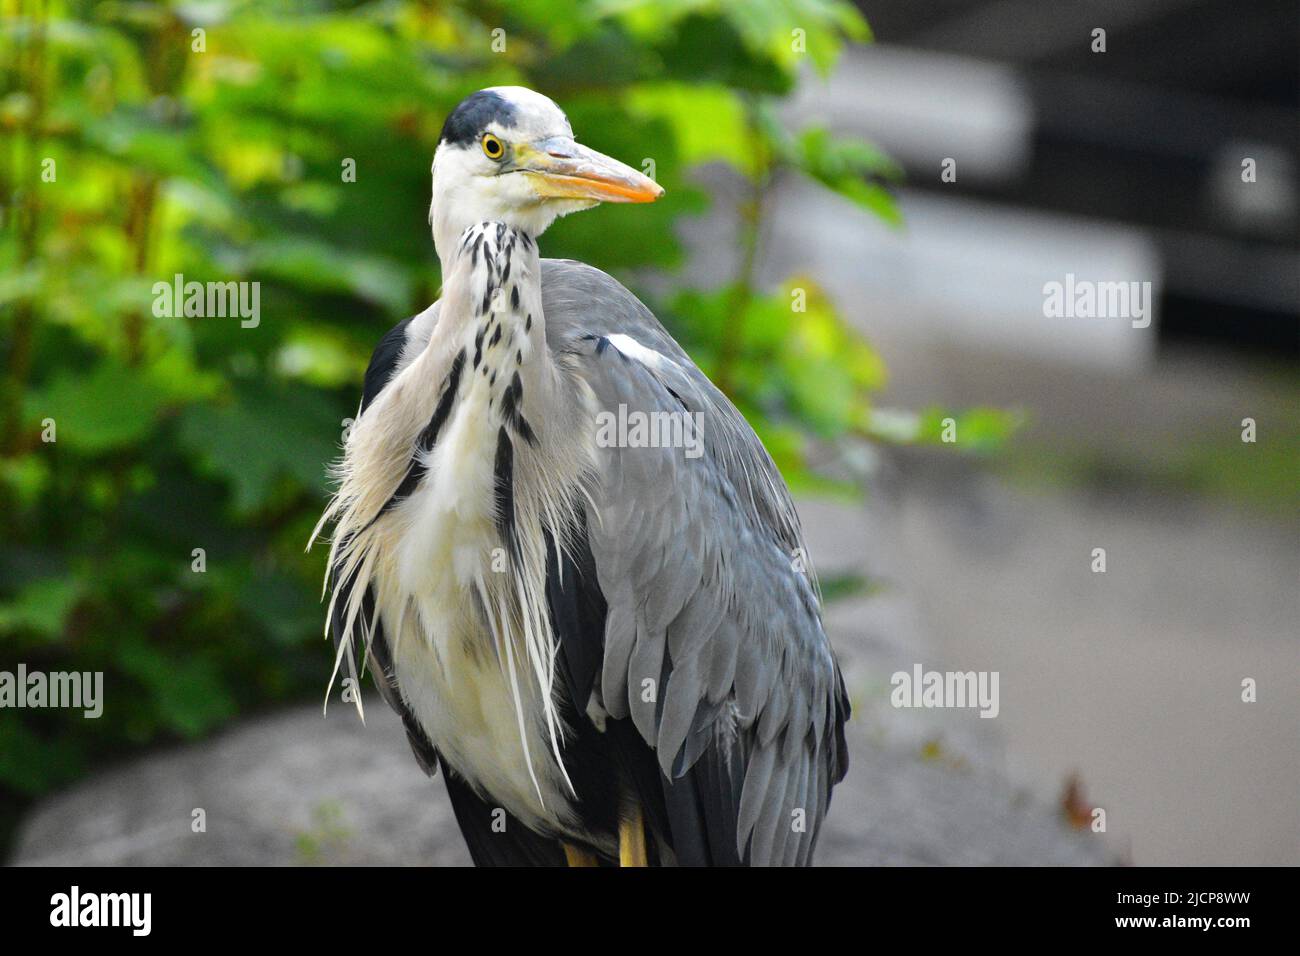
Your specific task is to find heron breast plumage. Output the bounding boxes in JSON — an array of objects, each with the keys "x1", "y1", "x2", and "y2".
[{"x1": 321, "y1": 222, "x2": 604, "y2": 843}]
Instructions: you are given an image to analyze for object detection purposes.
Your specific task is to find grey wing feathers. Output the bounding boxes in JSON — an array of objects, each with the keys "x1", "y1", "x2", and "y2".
[{"x1": 542, "y1": 259, "x2": 850, "y2": 866}]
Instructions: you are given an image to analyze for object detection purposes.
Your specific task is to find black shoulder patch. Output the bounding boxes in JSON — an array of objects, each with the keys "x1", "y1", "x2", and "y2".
[
  {"x1": 361, "y1": 316, "x2": 415, "y2": 413},
  {"x1": 439, "y1": 90, "x2": 519, "y2": 148}
]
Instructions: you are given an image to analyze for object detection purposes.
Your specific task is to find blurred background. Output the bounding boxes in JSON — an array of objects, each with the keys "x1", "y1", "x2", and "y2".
[{"x1": 1, "y1": 0, "x2": 1295, "y2": 866}]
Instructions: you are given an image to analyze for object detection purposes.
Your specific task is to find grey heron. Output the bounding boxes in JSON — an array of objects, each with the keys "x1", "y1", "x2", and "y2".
[{"x1": 312, "y1": 86, "x2": 849, "y2": 866}]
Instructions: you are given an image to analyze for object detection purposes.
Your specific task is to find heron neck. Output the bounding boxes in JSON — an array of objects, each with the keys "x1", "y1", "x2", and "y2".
[{"x1": 436, "y1": 223, "x2": 546, "y2": 382}]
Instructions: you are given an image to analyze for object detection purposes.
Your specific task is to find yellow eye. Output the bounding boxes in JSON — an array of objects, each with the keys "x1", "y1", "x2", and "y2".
[{"x1": 481, "y1": 134, "x2": 504, "y2": 160}]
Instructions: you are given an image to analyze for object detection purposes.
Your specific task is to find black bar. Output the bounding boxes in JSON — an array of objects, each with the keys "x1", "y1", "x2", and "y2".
[{"x1": 0, "y1": 865, "x2": 1284, "y2": 939}]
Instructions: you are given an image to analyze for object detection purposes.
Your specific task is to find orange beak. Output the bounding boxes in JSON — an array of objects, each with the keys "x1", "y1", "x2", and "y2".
[{"x1": 519, "y1": 137, "x2": 664, "y2": 204}]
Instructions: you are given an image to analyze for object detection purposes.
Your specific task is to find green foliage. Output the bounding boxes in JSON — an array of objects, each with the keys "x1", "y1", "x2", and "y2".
[{"x1": 0, "y1": 0, "x2": 998, "y2": 840}]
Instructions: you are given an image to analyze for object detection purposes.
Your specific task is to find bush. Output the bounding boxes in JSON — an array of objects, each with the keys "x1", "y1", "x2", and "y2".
[{"x1": 0, "y1": 0, "x2": 935, "y2": 847}]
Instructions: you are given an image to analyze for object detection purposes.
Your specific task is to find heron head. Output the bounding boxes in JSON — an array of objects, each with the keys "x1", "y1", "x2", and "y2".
[{"x1": 429, "y1": 87, "x2": 663, "y2": 262}]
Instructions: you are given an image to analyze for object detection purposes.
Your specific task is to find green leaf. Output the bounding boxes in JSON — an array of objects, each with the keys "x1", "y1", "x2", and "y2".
[
  {"x1": 598, "y1": 0, "x2": 869, "y2": 75},
  {"x1": 246, "y1": 237, "x2": 414, "y2": 317},
  {"x1": 0, "y1": 577, "x2": 81, "y2": 639},
  {"x1": 818, "y1": 572, "x2": 873, "y2": 603},
  {"x1": 237, "y1": 570, "x2": 319, "y2": 647},
  {"x1": 780, "y1": 125, "x2": 903, "y2": 225},
  {"x1": 915, "y1": 406, "x2": 1023, "y2": 452},
  {"x1": 177, "y1": 380, "x2": 339, "y2": 514},
  {"x1": 23, "y1": 361, "x2": 173, "y2": 453},
  {"x1": 0, "y1": 719, "x2": 85, "y2": 794},
  {"x1": 625, "y1": 83, "x2": 754, "y2": 174},
  {"x1": 116, "y1": 641, "x2": 238, "y2": 738}
]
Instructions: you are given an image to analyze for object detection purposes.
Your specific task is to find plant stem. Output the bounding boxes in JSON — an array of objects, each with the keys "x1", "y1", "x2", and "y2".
[{"x1": 2, "y1": 0, "x2": 47, "y2": 456}]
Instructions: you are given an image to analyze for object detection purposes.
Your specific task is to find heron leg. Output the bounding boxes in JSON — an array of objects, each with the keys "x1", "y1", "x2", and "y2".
[
  {"x1": 618, "y1": 801, "x2": 648, "y2": 867},
  {"x1": 564, "y1": 843, "x2": 599, "y2": 866}
]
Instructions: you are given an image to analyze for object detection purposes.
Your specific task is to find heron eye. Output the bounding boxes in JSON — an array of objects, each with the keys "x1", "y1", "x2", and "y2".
[{"x1": 481, "y1": 134, "x2": 505, "y2": 160}]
